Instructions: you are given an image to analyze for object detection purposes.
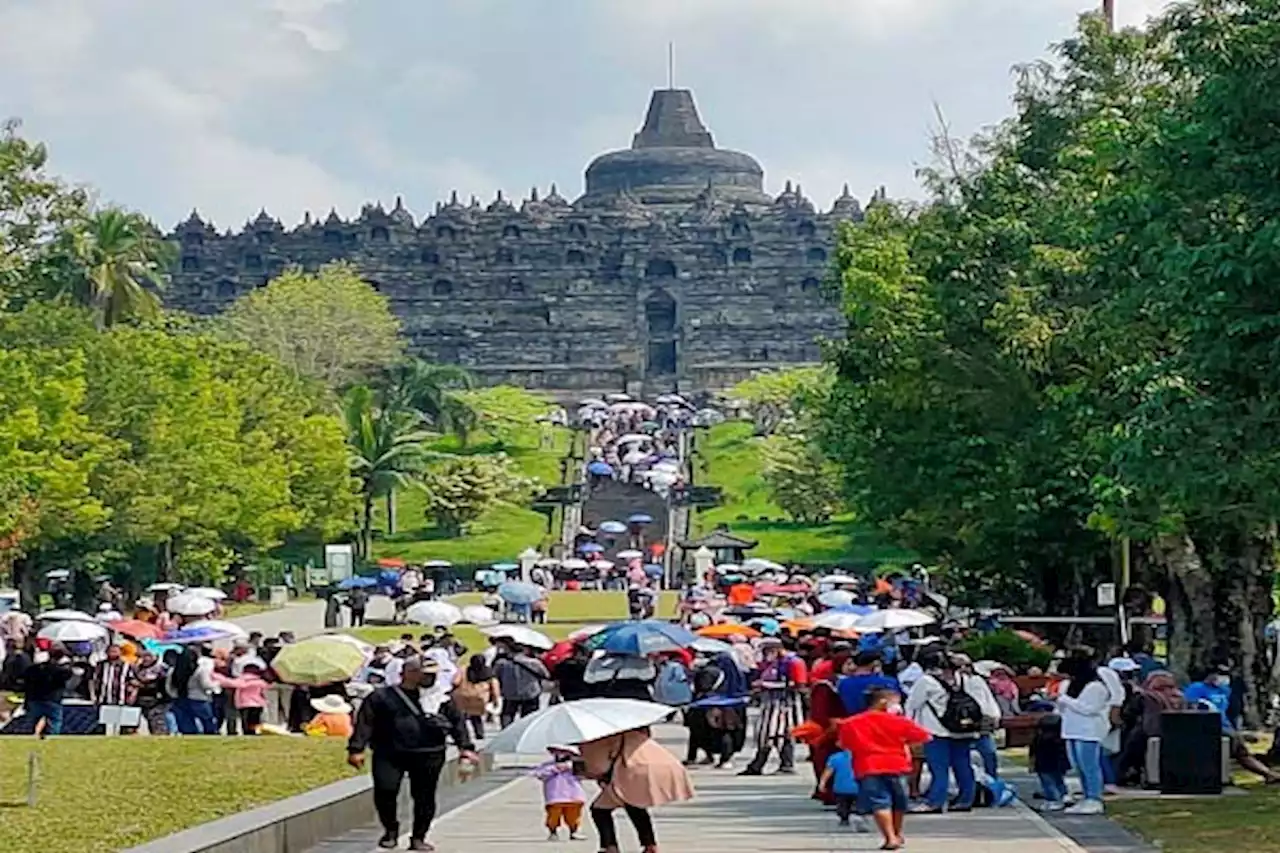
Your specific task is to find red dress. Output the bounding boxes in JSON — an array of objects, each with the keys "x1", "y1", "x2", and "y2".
[{"x1": 805, "y1": 680, "x2": 845, "y2": 804}]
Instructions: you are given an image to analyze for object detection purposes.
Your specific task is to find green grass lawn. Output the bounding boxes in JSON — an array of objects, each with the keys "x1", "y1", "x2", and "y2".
[
  {"x1": 346, "y1": 590, "x2": 677, "y2": 651},
  {"x1": 1111, "y1": 786, "x2": 1280, "y2": 852},
  {"x1": 0, "y1": 737, "x2": 353, "y2": 853},
  {"x1": 370, "y1": 426, "x2": 570, "y2": 566},
  {"x1": 692, "y1": 421, "x2": 916, "y2": 566}
]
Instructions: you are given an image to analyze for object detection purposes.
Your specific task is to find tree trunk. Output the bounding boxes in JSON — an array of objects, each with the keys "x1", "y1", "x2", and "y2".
[
  {"x1": 1152, "y1": 533, "x2": 1216, "y2": 681},
  {"x1": 361, "y1": 493, "x2": 375, "y2": 559},
  {"x1": 1217, "y1": 526, "x2": 1276, "y2": 728},
  {"x1": 13, "y1": 555, "x2": 40, "y2": 615},
  {"x1": 386, "y1": 490, "x2": 397, "y2": 535}
]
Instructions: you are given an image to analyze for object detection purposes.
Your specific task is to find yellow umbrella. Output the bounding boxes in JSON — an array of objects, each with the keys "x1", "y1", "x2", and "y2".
[{"x1": 271, "y1": 638, "x2": 366, "y2": 686}]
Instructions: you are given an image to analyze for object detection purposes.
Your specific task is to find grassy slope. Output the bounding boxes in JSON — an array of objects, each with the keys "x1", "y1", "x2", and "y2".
[
  {"x1": 1111, "y1": 785, "x2": 1280, "y2": 852},
  {"x1": 0, "y1": 738, "x2": 352, "y2": 853},
  {"x1": 692, "y1": 421, "x2": 915, "y2": 566},
  {"x1": 370, "y1": 425, "x2": 569, "y2": 566}
]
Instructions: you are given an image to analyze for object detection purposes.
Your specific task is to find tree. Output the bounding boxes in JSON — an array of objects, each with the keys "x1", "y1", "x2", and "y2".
[
  {"x1": 418, "y1": 454, "x2": 537, "y2": 537},
  {"x1": 383, "y1": 359, "x2": 476, "y2": 441},
  {"x1": 760, "y1": 432, "x2": 843, "y2": 524},
  {"x1": 222, "y1": 263, "x2": 404, "y2": 389},
  {"x1": 342, "y1": 385, "x2": 438, "y2": 557},
  {"x1": 729, "y1": 367, "x2": 832, "y2": 436},
  {"x1": 62, "y1": 209, "x2": 174, "y2": 328},
  {"x1": 455, "y1": 385, "x2": 553, "y2": 448}
]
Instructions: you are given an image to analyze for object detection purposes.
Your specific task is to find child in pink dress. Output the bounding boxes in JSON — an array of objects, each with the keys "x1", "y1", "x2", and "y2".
[{"x1": 532, "y1": 745, "x2": 587, "y2": 840}]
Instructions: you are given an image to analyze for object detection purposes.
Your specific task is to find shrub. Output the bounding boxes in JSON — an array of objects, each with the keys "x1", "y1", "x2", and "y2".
[{"x1": 957, "y1": 629, "x2": 1053, "y2": 673}]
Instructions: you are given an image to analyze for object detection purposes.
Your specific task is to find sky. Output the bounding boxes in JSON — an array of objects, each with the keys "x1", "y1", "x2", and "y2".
[{"x1": 0, "y1": 0, "x2": 1175, "y2": 231}]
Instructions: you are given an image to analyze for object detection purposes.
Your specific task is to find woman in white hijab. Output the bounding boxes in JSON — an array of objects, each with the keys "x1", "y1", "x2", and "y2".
[{"x1": 423, "y1": 646, "x2": 460, "y2": 695}]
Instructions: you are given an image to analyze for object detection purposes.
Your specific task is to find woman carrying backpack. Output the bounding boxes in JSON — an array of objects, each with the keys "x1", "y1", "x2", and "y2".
[{"x1": 904, "y1": 651, "x2": 981, "y2": 813}]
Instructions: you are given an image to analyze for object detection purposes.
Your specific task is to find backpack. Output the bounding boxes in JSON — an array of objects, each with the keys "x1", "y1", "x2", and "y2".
[{"x1": 938, "y1": 678, "x2": 984, "y2": 735}]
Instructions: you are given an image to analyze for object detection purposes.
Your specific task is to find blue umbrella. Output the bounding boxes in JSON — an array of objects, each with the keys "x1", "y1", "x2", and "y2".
[
  {"x1": 587, "y1": 461, "x2": 614, "y2": 476},
  {"x1": 831, "y1": 604, "x2": 877, "y2": 616},
  {"x1": 497, "y1": 581, "x2": 544, "y2": 605},
  {"x1": 748, "y1": 617, "x2": 782, "y2": 636},
  {"x1": 492, "y1": 562, "x2": 519, "y2": 571},
  {"x1": 163, "y1": 626, "x2": 233, "y2": 645},
  {"x1": 599, "y1": 520, "x2": 627, "y2": 534},
  {"x1": 643, "y1": 563, "x2": 664, "y2": 577},
  {"x1": 338, "y1": 576, "x2": 377, "y2": 590},
  {"x1": 590, "y1": 620, "x2": 698, "y2": 656},
  {"x1": 628, "y1": 513, "x2": 654, "y2": 524},
  {"x1": 580, "y1": 543, "x2": 605, "y2": 554}
]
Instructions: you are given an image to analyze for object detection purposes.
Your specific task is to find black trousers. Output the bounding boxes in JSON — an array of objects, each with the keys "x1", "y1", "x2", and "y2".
[
  {"x1": 371, "y1": 750, "x2": 447, "y2": 841},
  {"x1": 591, "y1": 805, "x2": 656, "y2": 848},
  {"x1": 468, "y1": 715, "x2": 485, "y2": 740},
  {"x1": 350, "y1": 609, "x2": 366, "y2": 626},
  {"x1": 745, "y1": 738, "x2": 795, "y2": 773},
  {"x1": 500, "y1": 698, "x2": 539, "y2": 729}
]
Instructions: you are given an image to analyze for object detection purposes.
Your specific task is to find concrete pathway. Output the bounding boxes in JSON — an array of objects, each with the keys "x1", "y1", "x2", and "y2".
[
  {"x1": 314, "y1": 725, "x2": 1102, "y2": 853},
  {"x1": 227, "y1": 594, "x2": 398, "y2": 639}
]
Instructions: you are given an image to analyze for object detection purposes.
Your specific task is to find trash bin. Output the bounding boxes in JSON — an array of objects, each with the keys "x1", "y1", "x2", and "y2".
[
  {"x1": 268, "y1": 585, "x2": 289, "y2": 607},
  {"x1": 1159, "y1": 710, "x2": 1225, "y2": 795}
]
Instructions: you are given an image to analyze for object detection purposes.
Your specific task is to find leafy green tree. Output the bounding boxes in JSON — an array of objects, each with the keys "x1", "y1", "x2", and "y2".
[
  {"x1": 62, "y1": 209, "x2": 174, "y2": 328},
  {"x1": 342, "y1": 385, "x2": 437, "y2": 556},
  {"x1": 729, "y1": 367, "x2": 832, "y2": 436},
  {"x1": 759, "y1": 432, "x2": 843, "y2": 524},
  {"x1": 418, "y1": 454, "x2": 537, "y2": 537},
  {"x1": 222, "y1": 263, "x2": 404, "y2": 389},
  {"x1": 455, "y1": 385, "x2": 553, "y2": 448},
  {"x1": 383, "y1": 359, "x2": 476, "y2": 442}
]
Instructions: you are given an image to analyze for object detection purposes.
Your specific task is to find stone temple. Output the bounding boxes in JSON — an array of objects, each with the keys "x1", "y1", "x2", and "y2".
[{"x1": 164, "y1": 88, "x2": 872, "y2": 393}]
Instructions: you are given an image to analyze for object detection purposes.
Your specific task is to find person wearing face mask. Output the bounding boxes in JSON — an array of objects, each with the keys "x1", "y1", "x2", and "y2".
[
  {"x1": 347, "y1": 655, "x2": 479, "y2": 850},
  {"x1": 1184, "y1": 664, "x2": 1280, "y2": 784}
]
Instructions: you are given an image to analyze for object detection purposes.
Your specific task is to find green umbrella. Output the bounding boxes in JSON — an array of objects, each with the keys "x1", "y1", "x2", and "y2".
[{"x1": 271, "y1": 638, "x2": 366, "y2": 686}]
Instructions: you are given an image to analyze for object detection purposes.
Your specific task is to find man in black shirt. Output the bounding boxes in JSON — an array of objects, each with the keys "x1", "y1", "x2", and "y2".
[
  {"x1": 23, "y1": 646, "x2": 73, "y2": 737},
  {"x1": 347, "y1": 655, "x2": 478, "y2": 850}
]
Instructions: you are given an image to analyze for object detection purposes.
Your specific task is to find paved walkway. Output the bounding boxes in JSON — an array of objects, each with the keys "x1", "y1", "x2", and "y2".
[{"x1": 309, "y1": 725, "x2": 1118, "y2": 853}]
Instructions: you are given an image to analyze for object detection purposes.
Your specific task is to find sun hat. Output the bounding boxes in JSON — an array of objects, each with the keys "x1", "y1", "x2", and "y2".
[{"x1": 310, "y1": 695, "x2": 353, "y2": 715}]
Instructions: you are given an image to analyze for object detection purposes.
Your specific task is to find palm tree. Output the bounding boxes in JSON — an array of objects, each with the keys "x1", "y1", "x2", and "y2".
[
  {"x1": 342, "y1": 385, "x2": 439, "y2": 557},
  {"x1": 384, "y1": 360, "x2": 477, "y2": 442},
  {"x1": 71, "y1": 209, "x2": 175, "y2": 328}
]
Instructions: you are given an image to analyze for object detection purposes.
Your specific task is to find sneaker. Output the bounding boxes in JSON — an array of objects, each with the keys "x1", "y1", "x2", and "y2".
[
  {"x1": 1037, "y1": 802, "x2": 1066, "y2": 813},
  {"x1": 569, "y1": 831, "x2": 585, "y2": 841},
  {"x1": 776, "y1": 766, "x2": 797, "y2": 775},
  {"x1": 737, "y1": 768, "x2": 763, "y2": 777},
  {"x1": 407, "y1": 841, "x2": 435, "y2": 852},
  {"x1": 852, "y1": 816, "x2": 872, "y2": 833},
  {"x1": 908, "y1": 803, "x2": 943, "y2": 814},
  {"x1": 716, "y1": 761, "x2": 735, "y2": 771},
  {"x1": 548, "y1": 830, "x2": 560, "y2": 841},
  {"x1": 377, "y1": 832, "x2": 399, "y2": 849},
  {"x1": 1063, "y1": 799, "x2": 1105, "y2": 816},
  {"x1": 837, "y1": 818, "x2": 850, "y2": 827},
  {"x1": 1104, "y1": 784, "x2": 1121, "y2": 796}
]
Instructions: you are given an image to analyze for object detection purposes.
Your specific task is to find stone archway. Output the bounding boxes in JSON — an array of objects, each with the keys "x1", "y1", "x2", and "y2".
[{"x1": 645, "y1": 289, "x2": 678, "y2": 376}]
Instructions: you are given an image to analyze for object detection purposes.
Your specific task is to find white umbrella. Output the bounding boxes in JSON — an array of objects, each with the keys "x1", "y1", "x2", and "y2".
[
  {"x1": 36, "y1": 609, "x2": 96, "y2": 623},
  {"x1": 622, "y1": 450, "x2": 651, "y2": 465},
  {"x1": 714, "y1": 564, "x2": 742, "y2": 574},
  {"x1": 486, "y1": 698, "x2": 672, "y2": 754},
  {"x1": 185, "y1": 619, "x2": 249, "y2": 640},
  {"x1": 856, "y1": 609, "x2": 938, "y2": 633},
  {"x1": 810, "y1": 611, "x2": 866, "y2": 632},
  {"x1": 592, "y1": 560, "x2": 615, "y2": 571},
  {"x1": 148, "y1": 582, "x2": 184, "y2": 593},
  {"x1": 743, "y1": 558, "x2": 785, "y2": 573},
  {"x1": 817, "y1": 574, "x2": 858, "y2": 587},
  {"x1": 691, "y1": 637, "x2": 732, "y2": 655},
  {"x1": 579, "y1": 398, "x2": 608, "y2": 408},
  {"x1": 535, "y1": 557, "x2": 561, "y2": 568},
  {"x1": 616, "y1": 550, "x2": 644, "y2": 561},
  {"x1": 459, "y1": 604, "x2": 498, "y2": 626},
  {"x1": 45, "y1": 569, "x2": 71, "y2": 581},
  {"x1": 584, "y1": 655, "x2": 657, "y2": 684},
  {"x1": 616, "y1": 434, "x2": 653, "y2": 445},
  {"x1": 655, "y1": 393, "x2": 687, "y2": 405},
  {"x1": 973, "y1": 659, "x2": 1014, "y2": 677},
  {"x1": 817, "y1": 590, "x2": 856, "y2": 608},
  {"x1": 561, "y1": 558, "x2": 590, "y2": 570},
  {"x1": 166, "y1": 593, "x2": 218, "y2": 618},
  {"x1": 38, "y1": 620, "x2": 109, "y2": 643},
  {"x1": 406, "y1": 600, "x2": 462, "y2": 626},
  {"x1": 482, "y1": 624, "x2": 554, "y2": 650},
  {"x1": 606, "y1": 393, "x2": 633, "y2": 402},
  {"x1": 423, "y1": 559, "x2": 453, "y2": 569},
  {"x1": 184, "y1": 586, "x2": 227, "y2": 601}
]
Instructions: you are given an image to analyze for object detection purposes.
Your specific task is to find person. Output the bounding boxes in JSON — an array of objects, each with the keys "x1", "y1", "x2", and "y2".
[
  {"x1": 838, "y1": 651, "x2": 901, "y2": 716},
  {"x1": 347, "y1": 655, "x2": 479, "y2": 851},
  {"x1": 552, "y1": 644, "x2": 591, "y2": 703},
  {"x1": 359, "y1": 645, "x2": 405, "y2": 688},
  {"x1": 580, "y1": 727, "x2": 694, "y2": 853},
  {"x1": 818, "y1": 746, "x2": 864, "y2": 830},
  {"x1": 1118, "y1": 669, "x2": 1184, "y2": 782},
  {"x1": 494, "y1": 642, "x2": 548, "y2": 727},
  {"x1": 131, "y1": 649, "x2": 172, "y2": 735},
  {"x1": 306, "y1": 694, "x2": 355, "y2": 737},
  {"x1": 904, "y1": 651, "x2": 979, "y2": 813},
  {"x1": 214, "y1": 662, "x2": 270, "y2": 734},
  {"x1": 170, "y1": 645, "x2": 219, "y2": 735},
  {"x1": 740, "y1": 638, "x2": 808, "y2": 776},
  {"x1": 1184, "y1": 663, "x2": 1280, "y2": 784},
  {"x1": 952, "y1": 654, "x2": 1005, "y2": 807},
  {"x1": 348, "y1": 587, "x2": 369, "y2": 627},
  {"x1": 838, "y1": 687, "x2": 931, "y2": 851},
  {"x1": 1056, "y1": 651, "x2": 1112, "y2": 814},
  {"x1": 91, "y1": 643, "x2": 137, "y2": 728},
  {"x1": 652, "y1": 654, "x2": 693, "y2": 706},
  {"x1": 23, "y1": 645, "x2": 73, "y2": 737},
  {"x1": 0, "y1": 638, "x2": 32, "y2": 724},
  {"x1": 453, "y1": 654, "x2": 501, "y2": 741},
  {"x1": 1030, "y1": 713, "x2": 1071, "y2": 811},
  {"x1": 532, "y1": 745, "x2": 587, "y2": 841}
]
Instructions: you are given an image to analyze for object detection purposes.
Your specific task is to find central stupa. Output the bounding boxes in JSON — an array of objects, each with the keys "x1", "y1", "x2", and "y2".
[{"x1": 578, "y1": 88, "x2": 773, "y2": 210}]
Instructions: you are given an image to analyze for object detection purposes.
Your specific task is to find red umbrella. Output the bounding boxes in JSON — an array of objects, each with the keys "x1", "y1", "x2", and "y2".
[
  {"x1": 543, "y1": 640, "x2": 577, "y2": 669},
  {"x1": 377, "y1": 557, "x2": 406, "y2": 568},
  {"x1": 107, "y1": 619, "x2": 164, "y2": 640},
  {"x1": 755, "y1": 583, "x2": 812, "y2": 596}
]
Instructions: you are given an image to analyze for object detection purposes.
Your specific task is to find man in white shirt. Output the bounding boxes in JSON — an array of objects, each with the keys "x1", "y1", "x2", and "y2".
[{"x1": 905, "y1": 652, "x2": 981, "y2": 812}]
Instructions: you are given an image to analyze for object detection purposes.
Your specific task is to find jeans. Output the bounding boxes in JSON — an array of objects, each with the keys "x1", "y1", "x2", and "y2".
[
  {"x1": 922, "y1": 737, "x2": 976, "y2": 809},
  {"x1": 974, "y1": 734, "x2": 1000, "y2": 780},
  {"x1": 1038, "y1": 771, "x2": 1068, "y2": 803},
  {"x1": 1067, "y1": 739, "x2": 1104, "y2": 802},
  {"x1": 1100, "y1": 748, "x2": 1118, "y2": 785},
  {"x1": 372, "y1": 750, "x2": 447, "y2": 841},
  {"x1": 173, "y1": 698, "x2": 217, "y2": 735},
  {"x1": 26, "y1": 700, "x2": 63, "y2": 735}
]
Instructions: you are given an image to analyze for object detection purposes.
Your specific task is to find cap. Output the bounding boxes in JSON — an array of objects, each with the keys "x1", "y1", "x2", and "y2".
[{"x1": 1108, "y1": 656, "x2": 1140, "y2": 673}]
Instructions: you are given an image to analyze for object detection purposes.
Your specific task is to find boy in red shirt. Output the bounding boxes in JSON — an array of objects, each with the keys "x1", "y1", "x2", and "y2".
[{"x1": 838, "y1": 687, "x2": 931, "y2": 850}]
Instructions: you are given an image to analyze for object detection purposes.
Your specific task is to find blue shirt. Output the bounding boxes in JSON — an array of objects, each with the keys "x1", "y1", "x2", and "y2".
[
  {"x1": 1183, "y1": 681, "x2": 1232, "y2": 732},
  {"x1": 837, "y1": 673, "x2": 902, "y2": 715},
  {"x1": 825, "y1": 750, "x2": 859, "y2": 795}
]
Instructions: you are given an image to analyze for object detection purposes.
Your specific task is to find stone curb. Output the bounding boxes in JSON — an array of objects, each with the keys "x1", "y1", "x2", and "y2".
[{"x1": 123, "y1": 751, "x2": 490, "y2": 853}]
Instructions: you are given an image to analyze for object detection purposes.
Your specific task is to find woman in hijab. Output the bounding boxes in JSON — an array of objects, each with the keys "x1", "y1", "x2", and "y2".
[
  {"x1": 1118, "y1": 670, "x2": 1185, "y2": 782},
  {"x1": 423, "y1": 646, "x2": 460, "y2": 695},
  {"x1": 987, "y1": 664, "x2": 1021, "y2": 716}
]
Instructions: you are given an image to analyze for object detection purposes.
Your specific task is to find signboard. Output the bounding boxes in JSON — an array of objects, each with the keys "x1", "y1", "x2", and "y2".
[
  {"x1": 1096, "y1": 582, "x2": 1117, "y2": 607},
  {"x1": 323, "y1": 544, "x2": 355, "y2": 585}
]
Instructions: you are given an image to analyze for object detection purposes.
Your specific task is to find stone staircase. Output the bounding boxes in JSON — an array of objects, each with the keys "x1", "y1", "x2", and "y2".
[{"x1": 581, "y1": 478, "x2": 670, "y2": 555}]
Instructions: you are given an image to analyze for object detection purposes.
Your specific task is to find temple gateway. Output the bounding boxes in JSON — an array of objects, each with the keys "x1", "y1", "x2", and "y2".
[{"x1": 165, "y1": 88, "x2": 873, "y2": 394}]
